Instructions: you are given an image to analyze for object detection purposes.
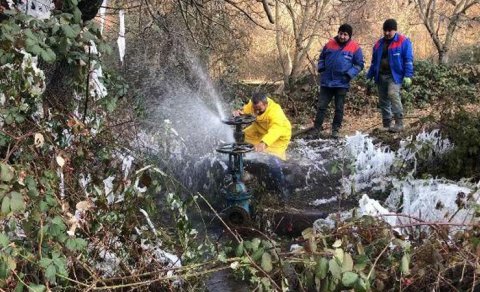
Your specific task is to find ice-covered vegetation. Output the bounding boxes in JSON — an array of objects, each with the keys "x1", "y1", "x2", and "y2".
[{"x1": 1, "y1": 0, "x2": 480, "y2": 291}]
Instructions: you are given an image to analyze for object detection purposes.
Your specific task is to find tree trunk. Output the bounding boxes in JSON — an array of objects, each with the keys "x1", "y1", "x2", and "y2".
[{"x1": 438, "y1": 49, "x2": 449, "y2": 64}]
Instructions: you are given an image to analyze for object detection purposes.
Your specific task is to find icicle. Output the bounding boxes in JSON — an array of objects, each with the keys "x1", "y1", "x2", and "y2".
[
  {"x1": 139, "y1": 209, "x2": 157, "y2": 235},
  {"x1": 87, "y1": 41, "x2": 107, "y2": 100},
  {"x1": 117, "y1": 10, "x2": 126, "y2": 64},
  {"x1": 58, "y1": 168, "x2": 65, "y2": 199},
  {"x1": 103, "y1": 176, "x2": 115, "y2": 204},
  {"x1": 99, "y1": 0, "x2": 108, "y2": 35}
]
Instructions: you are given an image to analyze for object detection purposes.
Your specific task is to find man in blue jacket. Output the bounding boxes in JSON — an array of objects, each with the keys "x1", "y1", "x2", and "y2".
[
  {"x1": 313, "y1": 24, "x2": 364, "y2": 139},
  {"x1": 366, "y1": 19, "x2": 414, "y2": 132}
]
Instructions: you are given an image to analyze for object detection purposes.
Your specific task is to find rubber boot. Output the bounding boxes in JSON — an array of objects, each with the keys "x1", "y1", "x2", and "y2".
[
  {"x1": 313, "y1": 126, "x2": 323, "y2": 139},
  {"x1": 381, "y1": 119, "x2": 391, "y2": 131},
  {"x1": 389, "y1": 118, "x2": 404, "y2": 133},
  {"x1": 331, "y1": 128, "x2": 340, "y2": 139}
]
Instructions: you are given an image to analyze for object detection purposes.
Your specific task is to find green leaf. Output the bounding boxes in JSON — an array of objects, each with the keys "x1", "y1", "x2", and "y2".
[
  {"x1": 354, "y1": 277, "x2": 369, "y2": 292},
  {"x1": 72, "y1": 8, "x2": 82, "y2": 23},
  {"x1": 0, "y1": 232, "x2": 8, "y2": 248},
  {"x1": 66, "y1": 238, "x2": 77, "y2": 251},
  {"x1": 75, "y1": 238, "x2": 87, "y2": 251},
  {"x1": 26, "y1": 176, "x2": 39, "y2": 197},
  {"x1": 23, "y1": 29, "x2": 34, "y2": 40},
  {"x1": 40, "y1": 48, "x2": 56, "y2": 63},
  {"x1": 66, "y1": 238, "x2": 87, "y2": 251},
  {"x1": 329, "y1": 277, "x2": 338, "y2": 291},
  {"x1": 353, "y1": 254, "x2": 369, "y2": 271},
  {"x1": 15, "y1": 280, "x2": 25, "y2": 292},
  {"x1": 39, "y1": 201, "x2": 49, "y2": 212},
  {"x1": 52, "y1": 253, "x2": 66, "y2": 271},
  {"x1": 252, "y1": 248, "x2": 265, "y2": 262},
  {"x1": 251, "y1": 238, "x2": 261, "y2": 251},
  {"x1": 235, "y1": 242, "x2": 244, "y2": 257},
  {"x1": 82, "y1": 30, "x2": 96, "y2": 42},
  {"x1": 6, "y1": 256, "x2": 16, "y2": 272},
  {"x1": 334, "y1": 248, "x2": 344, "y2": 264},
  {"x1": 1, "y1": 196, "x2": 11, "y2": 214},
  {"x1": 0, "y1": 134, "x2": 10, "y2": 147},
  {"x1": 4, "y1": 113, "x2": 14, "y2": 125},
  {"x1": 0, "y1": 163, "x2": 14, "y2": 182},
  {"x1": 342, "y1": 252, "x2": 353, "y2": 272},
  {"x1": 52, "y1": 24, "x2": 60, "y2": 35},
  {"x1": 25, "y1": 37, "x2": 38, "y2": 49},
  {"x1": 0, "y1": 184, "x2": 10, "y2": 198},
  {"x1": 2, "y1": 31, "x2": 14, "y2": 42},
  {"x1": 315, "y1": 257, "x2": 329, "y2": 279},
  {"x1": 217, "y1": 251, "x2": 227, "y2": 263},
  {"x1": 38, "y1": 258, "x2": 52, "y2": 268},
  {"x1": 51, "y1": 216, "x2": 65, "y2": 226},
  {"x1": 261, "y1": 252, "x2": 273, "y2": 273},
  {"x1": 61, "y1": 24, "x2": 76, "y2": 38},
  {"x1": 9, "y1": 192, "x2": 25, "y2": 212},
  {"x1": 400, "y1": 254, "x2": 410, "y2": 275},
  {"x1": 341, "y1": 271, "x2": 358, "y2": 288},
  {"x1": 45, "y1": 264, "x2": 56, "y2": 282},
  {"x1": 28, "y1": 284, "x2": 46, "y2": 292},
  {"x1": 0, "y1": 259, "x2": 8, "y2": 279},
  {"x1": 29, "y1": 44, "x2": 44, "y2": 57},
  {"x1": 14, "y1": 113, "x2": 24, "y2": 123},
  {"x1": 328, "y1": 258, "x2": 342, "y2": 280},
  {"x1": 0, "y1": 255, "x2": 16, "y2": 278},
  {"x1": 105, "y1": 97, "x2": 118, "y2": 112}
]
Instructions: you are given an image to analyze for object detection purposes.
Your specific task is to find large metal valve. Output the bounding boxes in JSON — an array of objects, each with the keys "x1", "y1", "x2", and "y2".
[{"x1": 216, "y1": 114, "x2": 256, "y2": 227}]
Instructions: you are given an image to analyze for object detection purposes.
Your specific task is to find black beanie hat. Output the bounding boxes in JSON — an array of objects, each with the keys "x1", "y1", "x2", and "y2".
[
  {"x1": 338, "y1": 24, "x2": 353, "y2": 38},
  {"x1": 383, "y1": 19, "x2": 397, "y2": 31}
]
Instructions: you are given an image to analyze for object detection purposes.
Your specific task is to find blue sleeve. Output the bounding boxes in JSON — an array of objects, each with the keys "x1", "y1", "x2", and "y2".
[
  {"x1": 317, "y1": 46, "x2": 326, "y2": 73},
  {"x1": 403, "y1": 38, "x2": 414, "y2": 78},
  {"x1": 366, "y1": 45, "x2": 376, "y2": 80},
  {"x1": 347, "y1": 47, "x2": 364, "y2": 79}
]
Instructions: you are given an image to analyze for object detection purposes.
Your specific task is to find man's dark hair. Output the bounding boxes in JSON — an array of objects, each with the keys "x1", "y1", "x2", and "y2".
[
  {"x1": 252, "y1": 91, "x2": 268, "y2": 104},
  {"x1": 383, "y1": 19, "x2": 397, "y2": 31},
  {"x1": 338, "y1": 23, "x2": 353, "y2": 38}
]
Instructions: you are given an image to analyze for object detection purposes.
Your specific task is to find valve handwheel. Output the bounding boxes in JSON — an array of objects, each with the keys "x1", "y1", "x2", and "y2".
[
  {"x1": 216, "y1": 143, "x2": 254, "y2": 154},
  {"x1": 222, "y1": 114, "x2": 256, "y2": 126}
]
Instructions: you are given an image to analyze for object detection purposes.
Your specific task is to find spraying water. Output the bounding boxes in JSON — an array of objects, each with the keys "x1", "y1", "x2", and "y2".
[{"x1": 188, "y1": 56, "x2": 228, "y2": 120}]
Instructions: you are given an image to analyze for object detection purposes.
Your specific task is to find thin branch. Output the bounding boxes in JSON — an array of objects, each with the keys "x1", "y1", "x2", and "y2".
[{"x1": 224, "y1": 0, "x2": 269, "y2": 29}]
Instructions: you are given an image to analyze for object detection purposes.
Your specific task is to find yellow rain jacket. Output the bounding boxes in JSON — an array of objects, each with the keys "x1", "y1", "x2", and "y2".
[{"x1": 242, "y1": 97, "x2": 292, "y2": 160}]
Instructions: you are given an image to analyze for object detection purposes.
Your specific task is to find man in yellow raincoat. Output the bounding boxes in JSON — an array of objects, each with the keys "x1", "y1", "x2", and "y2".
[
  {"x1": 233, "y1": 92, "x2": 292, "y2": 203},
  {"x1": 233, "y1": 93, "x2": 292, "y2": 160}
]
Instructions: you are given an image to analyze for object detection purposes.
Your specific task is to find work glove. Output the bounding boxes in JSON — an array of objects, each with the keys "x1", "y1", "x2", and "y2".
[{"x1": 403, "y1": 77, "x2": 412, "y2": 88}]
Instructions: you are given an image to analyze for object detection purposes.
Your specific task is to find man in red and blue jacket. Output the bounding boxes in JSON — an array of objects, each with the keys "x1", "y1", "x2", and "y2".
[
  {"x1": 366, "y1": 19, "x2": 414, "y2": 132},
  {"x1": 314, "y1": 24, "x2": 364, "y2": 138}
]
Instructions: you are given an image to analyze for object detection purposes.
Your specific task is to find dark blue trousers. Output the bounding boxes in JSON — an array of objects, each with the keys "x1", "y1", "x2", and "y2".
[{"x1": 314, "y1": 87, "x2": 348, "y2": 130}]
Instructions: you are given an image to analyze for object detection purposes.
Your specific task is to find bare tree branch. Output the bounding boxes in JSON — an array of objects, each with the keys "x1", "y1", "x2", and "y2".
[{"x1": 261, "y1": 0, "x2": 275, "y2": 23}]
